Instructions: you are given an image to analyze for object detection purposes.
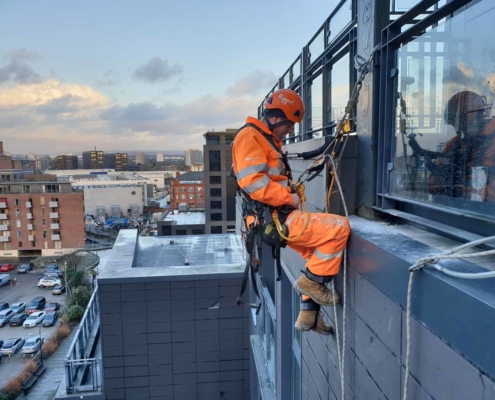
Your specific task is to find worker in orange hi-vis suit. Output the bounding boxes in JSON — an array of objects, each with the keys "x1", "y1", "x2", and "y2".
[{"x1": 232, "y1": 89, "x2": 350, "y2": 335}]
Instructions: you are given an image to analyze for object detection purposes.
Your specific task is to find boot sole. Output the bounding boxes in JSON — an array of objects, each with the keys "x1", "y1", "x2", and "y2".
[
  {"x1": 293, "y1": 282, "x2": 340, "y2": 306},
  {"x1": 294, "y1": 321, "x2": 333, "y2": 336}
]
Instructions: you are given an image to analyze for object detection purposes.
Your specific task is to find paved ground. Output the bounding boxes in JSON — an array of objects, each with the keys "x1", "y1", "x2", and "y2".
[
  {"x1": 23, "y1": 326, "x2": 78, "y2": 400},
  {"x1": 0, "y1": 271, "x2": 69, "y2": 387}
]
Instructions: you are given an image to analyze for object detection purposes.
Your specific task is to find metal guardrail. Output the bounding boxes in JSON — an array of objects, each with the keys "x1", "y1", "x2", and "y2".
[{"x1": 64, "y1": 287, "x2": 101, "y2": 394}]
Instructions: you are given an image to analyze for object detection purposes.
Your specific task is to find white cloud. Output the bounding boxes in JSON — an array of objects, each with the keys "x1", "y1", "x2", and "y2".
[{"x1": 226, "y1": 69, "x2": 276, "y2": 96}]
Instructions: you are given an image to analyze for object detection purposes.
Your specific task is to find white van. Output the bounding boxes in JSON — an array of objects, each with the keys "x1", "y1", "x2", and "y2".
[{"x1": 0, "y1": 274, "x2": 11, "y2": 287}]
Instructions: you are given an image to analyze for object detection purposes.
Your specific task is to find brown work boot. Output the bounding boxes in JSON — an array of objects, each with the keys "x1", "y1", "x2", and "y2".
[
  {"x1": 294, "y1": 310, "x2": 333, "y2": 335},
  {"x1": 294, "y1": 274, "x2": 340, "y2": 306}
]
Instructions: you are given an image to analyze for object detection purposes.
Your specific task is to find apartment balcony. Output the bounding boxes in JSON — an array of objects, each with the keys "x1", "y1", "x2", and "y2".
[
  {"x1": 27, "y1": 213, "x2": 33, "y2": 220},
  {"x1": 0, "y1": 202, "x2": 6, "y2": 209},
  {"x1": 0, "y1": 215, "x2": 7, "y2": 221},
  {"x1": 27, "y1": 224, "x2": 34, "y2": 230},
  {"x1": 50, "y1": 223, "x2": 60, "y2": 230},
  {"x1": 28, "y1": 235, "x2": 34, "y2": 241},
  {"x1": 50, "y1": 212, "x2": 59, "y2": 219},
  {"x1": 26, "y1": 201, "x2": 32, "y2": 208},
  {"x1": 0, "y1": 225, "x2": 8, "y2": 231},
  {"x1": 51, "y1": 234, "x2": 61, "y2": 241},
  {"x1": 0, "y1": 236, "x2": 10, "y2": 242},
  {"x1": 49, "y1": 201, "x2": 59, "y2": 208}
]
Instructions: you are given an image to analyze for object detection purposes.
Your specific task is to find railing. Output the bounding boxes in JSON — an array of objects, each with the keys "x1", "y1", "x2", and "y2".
[{"x1": 64, "y1": 287, "x2": 101, "y2": 394}]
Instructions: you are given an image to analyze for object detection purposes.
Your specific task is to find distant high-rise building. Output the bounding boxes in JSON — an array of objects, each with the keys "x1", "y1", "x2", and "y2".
[
  {"x1": 82, "y1": 150, "x2": 104, "y2": 169},
  {"x1": 156, "y1": 153, "x2": 164, "y2": 162},
  {"x1": 55, "y1": 155, "x2": 78, "y2": 170},
  {"x1": 203, "y1": 129, "x2": 236, "y2": 234},
  {"x1": 135, "y1": 151, "x2": 145, "y2": 165},
  {"x1": 103, "y1": 153, "x2": 128, "y2": 171},
  {"x1": 185, "y1": 149, "x2": 203, "y2": 166}
]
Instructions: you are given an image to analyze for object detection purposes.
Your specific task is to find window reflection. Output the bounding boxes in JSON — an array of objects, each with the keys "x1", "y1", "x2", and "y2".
[
  {"x1": 328, "y1": 0, "x2": 353, "y2": 43},
  {"x1": 391, "y1": 1, "x2": 495, "y2": 218}
]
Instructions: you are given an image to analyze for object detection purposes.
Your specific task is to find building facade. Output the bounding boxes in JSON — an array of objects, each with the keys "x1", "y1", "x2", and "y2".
[
  {"x1": 157, "y1": 212, "x2": 205, "y2": 236},
  {"x1": 83, "y1": 185, "x2": 143, "y2": 219},
  {"x1": 0, "y1": 181, "x2": 84, "y2": 257},
  {"x1": 185, "y1": 149, "x2": 203, "y2": 166},
  {"x1": 55, "y1": 155, "x2": 78, "y2": 170},
  {"x1": 169, "y1": 171, "x2": 205, "y2": 211},
  {"x1": 83, "y1": 151, "x2": 104, "y2": 169},
  {"x1": 135, "y1": 151, "x2": 145, "y2": 165},
  {"x1": 103, "y1": 153, "x2": 128, "y2": 171},
  {"x1": 203, "y1": 130, "x2": 237, "y2": 234}
]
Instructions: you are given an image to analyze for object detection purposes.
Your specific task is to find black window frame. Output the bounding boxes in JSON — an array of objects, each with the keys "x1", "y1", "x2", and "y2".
[
  {"x1": 210, "y1": 188, "x2": 222, "y2": 197},
  {"x1": 210, "y1": 213, "x2": 222, "y2": 221},
  {"x1": 209, "y1": 150, "x2": 221, "y2": 172}
]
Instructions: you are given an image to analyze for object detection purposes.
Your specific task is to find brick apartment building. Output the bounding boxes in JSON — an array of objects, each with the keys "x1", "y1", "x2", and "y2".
[
  {"x1": 203, "y1": 129, "x2": 237, "y2": 234},
  {"x1": 0, "y1": 181, "x2": 85, "y2": 257},
  {"x1": 169, "y1": 171, "x2": 205, "y2": 211}
]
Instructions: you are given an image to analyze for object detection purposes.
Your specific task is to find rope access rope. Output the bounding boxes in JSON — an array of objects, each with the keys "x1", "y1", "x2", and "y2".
[{"x1": 403, "y1": 236, "x2": 495, "y2": 400}]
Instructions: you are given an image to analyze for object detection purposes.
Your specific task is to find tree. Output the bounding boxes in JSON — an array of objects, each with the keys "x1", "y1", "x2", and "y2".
[
  {"x1": 69, "y1": 287, "x2": 92, "y2": 309},
  {"x1": 66, "y1": 305, "x2": 85, "y2": 322}
]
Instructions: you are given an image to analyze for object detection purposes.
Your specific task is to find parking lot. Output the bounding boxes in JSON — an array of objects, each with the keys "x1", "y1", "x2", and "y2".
[{"x1": 0, "y1": 269, "x2": 68, "y2": 386}]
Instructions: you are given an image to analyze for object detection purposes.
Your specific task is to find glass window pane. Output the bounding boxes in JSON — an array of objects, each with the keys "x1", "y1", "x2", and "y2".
[
  {"x1": 391, "y1": 1, "x2": 495, "y2": 220},
  {"x1": 311, "y1": 75, "x2": 323, "y2": 137},
  {"x1": 309, "y1": 30, "x2": 324, "y2": 64},
  {"x1": 331, "y1": 54, "x2": 350, "y2": 123},
  {"x1": 328, "y1": 0, "x2": 353, "y2": 44},
  {"x1": 292, "y1": 352, "x2": 301, "y2": 400}
]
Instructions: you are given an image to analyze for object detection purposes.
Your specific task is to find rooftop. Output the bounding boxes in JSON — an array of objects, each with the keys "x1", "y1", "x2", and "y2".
[
  {"x1": 162, "y1": 212, "x2": 205, "y2": 225},
  {"x1": 176, "y1": 171, "x2": 204, "y2": 182},
  {"x1": 98, "y1": 230, "x2": 244, "y2": 283}
]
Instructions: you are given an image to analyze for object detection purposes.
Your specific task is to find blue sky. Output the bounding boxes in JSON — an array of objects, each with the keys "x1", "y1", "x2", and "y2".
[{"x1": 0, "y1": 0, "x2": 338, "y2": 154}]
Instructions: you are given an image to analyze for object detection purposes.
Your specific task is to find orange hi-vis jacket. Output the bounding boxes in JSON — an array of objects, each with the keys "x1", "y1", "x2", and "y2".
[{"x1": 232, "y1": 117, "x2": 293, "y2": 208}]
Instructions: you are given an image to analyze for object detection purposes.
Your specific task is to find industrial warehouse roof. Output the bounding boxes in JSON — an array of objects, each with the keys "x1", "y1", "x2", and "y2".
[
  {"x1": 162, "y1": 212, "x2": 205, "y2": 225},
  {"x1": 97, "y1": 229, "x2": 244, "y2": 283}
]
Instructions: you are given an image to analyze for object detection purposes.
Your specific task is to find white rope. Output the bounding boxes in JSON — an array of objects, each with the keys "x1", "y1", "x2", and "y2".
[
  {"x1": 329, "y1": 156, "x2": 348, "y2": 399},
  {"x1": 403, "y1": 235, "x2": 495, "y2": 400}
]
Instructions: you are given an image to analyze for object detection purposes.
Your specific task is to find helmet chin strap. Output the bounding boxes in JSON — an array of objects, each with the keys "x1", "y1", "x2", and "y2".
[{"x1": 263, "y1": 109, "x2": 293, "y2": 132}]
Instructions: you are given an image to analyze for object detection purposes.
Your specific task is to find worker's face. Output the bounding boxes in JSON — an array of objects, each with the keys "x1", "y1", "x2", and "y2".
[{"x1": 271, "y1": 117, "x2": 295, "y2": 141}]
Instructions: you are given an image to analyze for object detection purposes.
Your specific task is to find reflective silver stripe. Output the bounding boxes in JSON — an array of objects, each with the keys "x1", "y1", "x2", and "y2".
[
  {"x1": 243, "y1": 175, "x2": 270, "y2": 194},
  {"x1": 268, "y1": 167, "x2": 282, "y2": 176},
  {"x1": 285, "y1": 210, "x2": 300, "y2": 226},
  {"x1": 237, "y1": 163, "x2": 269, "y2": 180},
  {"x1": 278, "y1": 179, "x2": 288, "y2": 188},
  {"x1": 314, "y1": 248, "x2": 343, "y2": 261}
]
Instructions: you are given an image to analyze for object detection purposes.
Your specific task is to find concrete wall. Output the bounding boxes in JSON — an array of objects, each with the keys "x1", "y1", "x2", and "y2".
[
  {"x1": 99, "y1": 277, "x2": 250, "y2": 400},
  {"x1": 84, "y1": 187, "x2": 143, "y2": 217}
]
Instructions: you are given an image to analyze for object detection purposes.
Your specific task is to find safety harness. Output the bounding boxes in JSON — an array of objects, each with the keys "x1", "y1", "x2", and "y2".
[{"x1": 232, "y1": 122, "x2": 294, "y2": 312}]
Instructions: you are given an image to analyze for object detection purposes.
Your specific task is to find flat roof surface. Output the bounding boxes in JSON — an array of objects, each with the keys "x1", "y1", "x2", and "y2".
[
  {"x1": 98, "y1": 230, "x2": 244, "y2": 283},
  {"x1": 162, "y1": 212, "x2": 205, "y2": 225}
]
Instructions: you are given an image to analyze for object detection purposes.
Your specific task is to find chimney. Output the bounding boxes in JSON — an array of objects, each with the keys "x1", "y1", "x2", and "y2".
[{"x1": 0, "y1": 141, "x2": 3, "y2": 155}]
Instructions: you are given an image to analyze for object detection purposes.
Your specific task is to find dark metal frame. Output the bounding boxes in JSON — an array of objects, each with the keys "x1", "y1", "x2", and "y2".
[
  {"x1": 258, "y1": 0, "x2": 358, "y2": 144},
  {"x1": 375, "y1": 0, "x2": 495, "y2": 237}
]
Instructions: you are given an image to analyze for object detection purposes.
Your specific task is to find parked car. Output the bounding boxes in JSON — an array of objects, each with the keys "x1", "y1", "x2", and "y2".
[
  {"x1": 0, "y1": 302, "x2": 9, "y2": 311},
  {"x1": 17, "y1": 264, "x2": 34, "y2": 273},
  {"x1": 45, "y1": 264, "x2": 59, "y2": 272},
  {"x1": 0, "y1": 309, "x2": 15, "y2": 327},
  {"x1": 0, "y1": 274, "x2": 10, "y2": 287},
  {"x1": 25, "y1": 297, "x2": 46, "y2": 314},
  {"x1": 10, "y1": 302, "x2": 26, "y2": 313},
  {"x1": 38, "y1": 271, "x2": 62, "y2": 280},
  {"x1": 52, "y1": 285, "x2": 66, "y2": 295},
  {"x1": 23, "y1": 312, "x2": 46, "y2": 328},
  {"x1": 37, "y1": 278, "x2": 62, "y2": 288},
  {"x1": 45, "y1": 302, "x2": 60, "y2": 312},
  {"x1": 0, "y1": 264, "x2": 15, "y2": 272},
  {"x1": 21, "y1": 336, "x2": 42, "y2": 354},
  {"x1": 42, "y1": 312, "x2": 58, "y2": 327},
  {"x1": 0, "y1": 338, "x2": 25, "y2": 355},
  {"x1": 9, "y1": 313, "x2": 28, "y2": 327}
]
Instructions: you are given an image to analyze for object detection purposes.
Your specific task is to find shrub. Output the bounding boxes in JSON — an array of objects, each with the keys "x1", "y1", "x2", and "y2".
[
  {"x1": 2, "y1": 377, "x2": 22, "y2": 396},
  {"x1": 67, "y1": 270, "x2": 85, "y2": 288},
  {"x1": 66, "y1": 305, "x2": 85, "y2": 322},
  {"x1": 41, "y1": 339, "x2": 58, "y2": 358},
  {"x1": 54, "y1": 323, "x2": 71, "y2": 341},
  {"x1": 69, "y1": 287, "x2": 92, "y2": 308},
  {"x1": 0, "y1": 393, "x2": 17, "y2": 400},
  {"x1": 25, "y1": 360, "x2": 38, "y2": 374}
]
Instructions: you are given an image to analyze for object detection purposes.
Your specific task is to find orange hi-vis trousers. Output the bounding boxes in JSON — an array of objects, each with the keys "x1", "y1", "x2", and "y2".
[{"x1": 285, "y1": 210, "x2": 350, "y2": 300}]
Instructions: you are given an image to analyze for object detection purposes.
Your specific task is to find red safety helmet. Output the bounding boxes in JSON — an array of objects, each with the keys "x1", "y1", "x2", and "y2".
[{"x1": 264, "y1": 89, "x2": 304, "y2": 124}]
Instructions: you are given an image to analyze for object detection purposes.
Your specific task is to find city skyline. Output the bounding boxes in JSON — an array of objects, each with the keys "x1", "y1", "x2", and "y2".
[{"x1": 0, "y1": 0, "x2": 336, "y2": 154}]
